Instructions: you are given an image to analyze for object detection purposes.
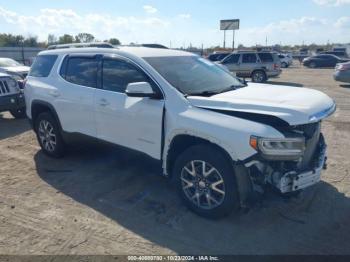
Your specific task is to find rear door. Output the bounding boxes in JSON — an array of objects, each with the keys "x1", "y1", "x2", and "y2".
[
  {"x1": 94, "y1": 56, "x2": 164, "y2": 159},
  {"x1": 240, "y1": 53, "x2": 258, "y2": 77}
]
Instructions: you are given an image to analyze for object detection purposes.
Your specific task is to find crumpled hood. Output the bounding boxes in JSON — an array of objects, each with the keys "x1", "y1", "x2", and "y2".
[{"x1": 187, "y1": 83, "x2": 336, "y2": 125}]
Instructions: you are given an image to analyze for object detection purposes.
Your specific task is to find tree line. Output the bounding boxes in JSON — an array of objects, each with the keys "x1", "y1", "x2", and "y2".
[{"x1": 0, "y1": 33, "x2": 121, "y2": 47}]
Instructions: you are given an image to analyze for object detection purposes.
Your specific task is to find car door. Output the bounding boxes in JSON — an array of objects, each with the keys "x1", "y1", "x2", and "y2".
[
  {"x1": 240, "y1": 53, "x2": 258, "y2": 77},
  {"x1": 221, "y1": 54, "x2": 241, "y2": 74},
  {"x1": 55, "y1": 54, "x2": 98, "y2": 137},
  {"x1": 319, "y1": 55, "x2": 335, "y2": 67},
  {"x1": 94, "y1": 56, "x2": 165, "y2": 159},
  {"x1": 328, "y1": 56, "x2": 339, "y2": 67}
]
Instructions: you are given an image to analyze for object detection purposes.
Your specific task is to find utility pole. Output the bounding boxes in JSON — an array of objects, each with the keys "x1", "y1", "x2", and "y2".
[
  {"x1": 223, "y1": 30, "x2": 226, "y2": 49},
  {"x1": 232, "y1": 30, "x2": 235, "y2": 51}
]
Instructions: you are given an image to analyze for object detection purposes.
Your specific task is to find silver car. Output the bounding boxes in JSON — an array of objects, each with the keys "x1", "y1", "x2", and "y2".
[
  {"x1": 334, "y1": 62, "x2": 350, "y2": 83},
  {"x1": 220, "y1": 51, "x2": 282, "y2": 83}
]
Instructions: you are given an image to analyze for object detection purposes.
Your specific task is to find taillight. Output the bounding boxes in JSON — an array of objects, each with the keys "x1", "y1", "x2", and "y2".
[{"x1": 273, "y1": 63, "x2": 280, "y2": 70}]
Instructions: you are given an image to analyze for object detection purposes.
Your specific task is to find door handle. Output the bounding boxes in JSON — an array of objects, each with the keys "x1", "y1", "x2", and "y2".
[
  {"x1": 49, "y1": 90, "x2": 60, "y2": 97},
  {"x1": 99, "y1": 98, "x2": 110, "y2": 106}
]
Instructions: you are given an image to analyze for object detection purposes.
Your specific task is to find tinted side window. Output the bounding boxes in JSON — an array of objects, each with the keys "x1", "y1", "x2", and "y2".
[
  {"x1": 102, "y1": 59, "x2": 151, "y2": 93},
  {"x1": 29, "y1": 55, "x2": 58, "y2": 77},
  {"x1": 242, "y1": 54, "x2": 257, "y2": 63},
  {"x1": 258, "y1": 53, "x2": 274, "y2": 62},
  {"x1": 223, "y1": 54, "x2": 240, "y2": 64},
  {"x1": 65, "y1": 57, "x2": 98, "y2": 88}
]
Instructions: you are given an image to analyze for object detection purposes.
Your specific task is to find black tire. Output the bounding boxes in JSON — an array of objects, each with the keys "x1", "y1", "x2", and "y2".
[
  {"x1": 9, "y1": 107, "x2": 26, "y2": 119},
  {"x1": 281, "y1": 62, "x2": 288, "y2": 68},
  {"x1": 35, "y1": 112, "x2": 65, "y2": 158},
  {"x1": 173, "y1": 144, "x2": 239, "y2": 219},
  {"x1": 309, "y1": 62, "x2": 317, "y2": 68},
  {"x1": 251, "y1": 70, "x2": 267, "y2": 83}
]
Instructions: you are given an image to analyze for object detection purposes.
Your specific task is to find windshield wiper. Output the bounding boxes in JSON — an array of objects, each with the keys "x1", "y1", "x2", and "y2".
[{"x1": 186, "y1": 90, "x2": 220, "y2": 97}]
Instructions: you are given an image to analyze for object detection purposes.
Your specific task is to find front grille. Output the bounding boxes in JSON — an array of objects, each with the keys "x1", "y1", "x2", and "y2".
[{"x1": 0, "y1": 80, "x2": 10, "y2": 95}]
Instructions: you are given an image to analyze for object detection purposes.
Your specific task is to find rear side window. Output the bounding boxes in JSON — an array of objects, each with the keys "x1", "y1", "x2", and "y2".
[
  {"x1": 258, "y1": 53, "x2": 274, "y2": 62},
  {"x1": 242, "y1": 54, "x2": 257, "y2": 63},
  {"x1": 64, "y1": 57, "x2": 98, "y2": 88},
  {"x1": 223, "y1": 54, "x2": 240, "y2": 64},
  {"x1": 102, "y1": 59, "x2": 152, "y2": 93},
  {"x1": 29, "y1": 55, "x2": 58, "y2": 77}
]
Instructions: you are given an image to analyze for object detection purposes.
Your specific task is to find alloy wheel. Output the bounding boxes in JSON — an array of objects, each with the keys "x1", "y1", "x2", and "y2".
[
  {"x1": 38, "y1": 120, "x2": 57, "y2": 152},
  {"x1": 180, "y1": 160, "x2": 225, "y2": 210},
  {"x1": 253, "y1": 72, "x2": 265, "y2": 82}
]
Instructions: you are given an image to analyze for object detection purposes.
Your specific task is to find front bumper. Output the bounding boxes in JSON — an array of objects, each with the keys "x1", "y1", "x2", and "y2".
[
  {"x1": 0, "y1": 93, "x2": 26, "y2": 112},
  {"x1": 244, "y1": 134, "x2": 327, "y2": 194},
  {"x1": 273, "y1": 140, "x2": 327, "y2": 193}
]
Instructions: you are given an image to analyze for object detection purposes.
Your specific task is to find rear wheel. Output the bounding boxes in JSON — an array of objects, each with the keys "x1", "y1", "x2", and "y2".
[
  {"x1": 281, "y1": 62, "x2": 288, "y2": 68},
  {"x1": 35, "y1": 112, "x2": 65, "y2": 158},
  {"x1": 173, "y1": 144, "x2": 239, "y2": 219},
  {"x1": 251, "y1": 70, "x2": 267, "y2": 83},
  {"x1": 10, "y1": 107, "x2": 26, "y2": 119}
]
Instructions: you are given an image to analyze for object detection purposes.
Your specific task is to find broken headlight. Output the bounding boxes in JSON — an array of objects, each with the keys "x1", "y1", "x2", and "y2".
[{"x1": 250, "y1": 136, "x2": 305, "y2": 161}]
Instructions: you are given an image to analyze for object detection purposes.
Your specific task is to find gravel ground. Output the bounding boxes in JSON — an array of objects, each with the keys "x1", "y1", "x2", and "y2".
[{"x1": 0, "y1": 64, "x2": 350, "y2": 255}]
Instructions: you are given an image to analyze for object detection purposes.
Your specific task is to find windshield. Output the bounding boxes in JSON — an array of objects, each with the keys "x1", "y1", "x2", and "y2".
[
  {"x1": 0, "y1": 58, "x2": 22, "y2": 67},
  {"x1": 144, "y1": 56, "x2": 244, "y2": 96}
]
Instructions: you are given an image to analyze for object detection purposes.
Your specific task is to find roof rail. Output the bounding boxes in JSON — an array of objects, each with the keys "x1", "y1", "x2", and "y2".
[{"x1": 47, "y1": 42, "x2": 115, "y2": 50}]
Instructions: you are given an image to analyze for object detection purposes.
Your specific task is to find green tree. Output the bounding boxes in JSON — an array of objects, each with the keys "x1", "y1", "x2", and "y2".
[
  {"x1": 58, "y1": 34, "x2": 74, "y2": 44},
  {"x1": 108, "y1": 38, "x2": 121, "y2": 45},
  {"x1": 75, "y1": 33, "x2": 95, "y2": 43},
  {"x1": 48, "y1": 34, "x2": 57, "y2": 45},
  {"x1": 23, "y1": 36, "x2": 38, "y2": 47}
]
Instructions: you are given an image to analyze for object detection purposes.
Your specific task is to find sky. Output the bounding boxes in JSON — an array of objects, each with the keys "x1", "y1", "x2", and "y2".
[{"x1": 0, "y1": 0, "x2": 349, "y2": 48}]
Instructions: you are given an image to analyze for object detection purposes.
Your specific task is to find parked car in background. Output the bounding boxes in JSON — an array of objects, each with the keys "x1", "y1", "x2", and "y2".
[
  {"x1": 0, "y1": 58, "x2": 30, "y2": 88},
  {"x1": 0, "y1": 72, "x2": 26, "y2": 118},
  {"x1": 303, "y1": 54, "x2": 349, "y2": 68},
  {"x1": 320, "y1": 51, "x2": 348, "y2": 59},
  {"x1": 207, "y1": 52, "x2": 231, "y2": 62},
  {"x1": 220, "y1": 51, "x2": 281, "y2": 83},
  {"x1": 334, "y1": 62, "x2": 350, "y2": 83},
  {"x1": 278, "y1": 54, "x2": 293, "y2": 68}
]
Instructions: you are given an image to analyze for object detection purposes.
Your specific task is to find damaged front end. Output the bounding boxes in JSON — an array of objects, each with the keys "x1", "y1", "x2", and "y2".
[{"x1": 243, "y1": 121, "x2": 328, "y2": 195}]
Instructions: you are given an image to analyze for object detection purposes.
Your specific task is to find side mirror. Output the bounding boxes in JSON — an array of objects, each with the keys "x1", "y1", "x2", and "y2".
[{"x1": 125, "y1": 82, "x2": 156, "y2": 98}]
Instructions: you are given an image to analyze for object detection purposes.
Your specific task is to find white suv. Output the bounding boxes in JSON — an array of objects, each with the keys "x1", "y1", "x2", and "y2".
[{"x1": 25, "y1": 46, "x2": 336, "y2": 218}]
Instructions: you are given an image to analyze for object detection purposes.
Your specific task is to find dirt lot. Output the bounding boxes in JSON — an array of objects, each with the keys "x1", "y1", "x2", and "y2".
[{"x1": 1, "y1": 64, "x2": 350, "y2": 255}]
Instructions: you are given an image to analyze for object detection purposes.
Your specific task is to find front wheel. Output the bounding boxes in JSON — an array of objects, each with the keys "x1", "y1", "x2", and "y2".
[
  {"x1": 251, "y1": 70, "x2": 267, "y2": 83},
  {"x1": 10, "y1": 107, "x2": 26, "y2": 119},
  {"x1": 173, "y1": 144, "x2": 239, "y2": 219}
]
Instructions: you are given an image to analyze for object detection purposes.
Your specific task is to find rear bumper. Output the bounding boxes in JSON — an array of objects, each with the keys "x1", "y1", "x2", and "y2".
[
  {"x1": 267, "y1": 70, "x2": 282, "y2": 78},
  {"x1": 0, "y1": 93, "x2": 25, "y2": 112}
]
